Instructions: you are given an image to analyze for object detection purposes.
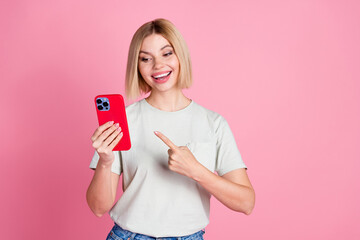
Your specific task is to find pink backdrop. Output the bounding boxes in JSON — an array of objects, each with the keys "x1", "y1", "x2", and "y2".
[{"x1": 1, "y1": 0, "x2": 359, "y2": 239}]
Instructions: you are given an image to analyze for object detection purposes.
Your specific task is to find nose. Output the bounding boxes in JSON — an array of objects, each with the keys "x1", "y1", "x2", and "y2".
[{"x1": 153, "y1": 57, "x2": 165, "y2": 69}]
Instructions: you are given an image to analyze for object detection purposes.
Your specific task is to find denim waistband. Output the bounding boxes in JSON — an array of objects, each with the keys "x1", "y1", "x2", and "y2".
[{"x1": 107, "y1": 223, "x2": 205, "y2": 240}]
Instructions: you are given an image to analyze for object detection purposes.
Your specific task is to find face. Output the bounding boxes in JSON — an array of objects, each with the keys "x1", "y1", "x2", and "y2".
[{"x1": 138, "y1": 34, "x2": 180, "y2": 94}]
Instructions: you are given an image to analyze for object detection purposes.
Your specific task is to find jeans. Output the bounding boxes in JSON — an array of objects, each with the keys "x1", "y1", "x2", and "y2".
[{"x1": 106, "y1": 223, "x2": 205, "y2": 240}]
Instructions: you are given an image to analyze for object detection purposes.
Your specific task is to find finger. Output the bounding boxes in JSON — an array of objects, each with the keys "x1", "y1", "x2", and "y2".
[
  {"x1": 92, "y1": 124, "x2": 120, "y2": 149},
  {"x1": 154, "y1": 131, "x2": 178, "y2": 150},
  {"x1": 103, "y1": 127, "x2": 122, "y2": 147},
  {"x1": 168, "y1": 149, "x2": 173, "y2": 155},
  {"x1": 91, "y1": 121, "x2": 114, "y2": 141},
  {"x1": 108, "y1": 132, "x2": 123, "y2": 150},
  {"x1": 99, "y1": 123, "x2": 120, "y2": 142}
]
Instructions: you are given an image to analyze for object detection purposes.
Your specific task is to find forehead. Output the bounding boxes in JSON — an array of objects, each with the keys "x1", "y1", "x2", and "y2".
[{"x1": 140, "y1": 34, "x2": 172, "y2": 52}]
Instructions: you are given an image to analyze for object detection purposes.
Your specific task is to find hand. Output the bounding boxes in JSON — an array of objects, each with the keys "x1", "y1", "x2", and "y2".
[
  {"x1": 91, "y1": 121, "x2": 123, "y2": 166},
  {"x1": 154, "y1": 131, "x2": 204, "y2": 179}
]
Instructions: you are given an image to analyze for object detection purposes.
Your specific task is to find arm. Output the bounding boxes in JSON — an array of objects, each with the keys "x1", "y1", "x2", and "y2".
[
  {"x1": 193, "y1": 167, "x2": 255, "y2": 215},
  {"x1": 154, "y1": 131, "x2": 255, "y2": 215},
  {"x1": 87, "y1": 121, "x2": 123, "y2": 217},
  {"x1": 86, "y1": 161, "x2": 120, "y2": 217}
]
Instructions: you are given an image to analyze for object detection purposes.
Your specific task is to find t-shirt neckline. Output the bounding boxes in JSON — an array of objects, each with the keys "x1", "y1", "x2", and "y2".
[{"x1": 142, "y1": 98, "x2": 194, "y2": 114}]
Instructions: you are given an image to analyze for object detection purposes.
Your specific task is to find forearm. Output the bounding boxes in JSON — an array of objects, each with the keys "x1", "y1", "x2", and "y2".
[
  {"x1": 193, "y1": 166, "x2": 255, "y2": 215},
  {"x1": 86, "y1": 160, "x2": 116, "y2": 217}
]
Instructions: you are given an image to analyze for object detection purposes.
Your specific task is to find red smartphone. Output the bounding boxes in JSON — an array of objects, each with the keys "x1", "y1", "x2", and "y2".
[{"x1": 94, "y1": 94, "x2": 131, "y2": 151}]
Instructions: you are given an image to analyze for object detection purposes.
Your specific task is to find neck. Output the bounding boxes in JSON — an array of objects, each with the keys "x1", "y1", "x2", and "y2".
[{"x1": 145, "y1": 89, "x2": 191, "y2": 112}]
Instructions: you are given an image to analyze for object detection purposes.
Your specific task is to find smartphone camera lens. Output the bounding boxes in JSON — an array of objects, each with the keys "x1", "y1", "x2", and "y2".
[{"x1": 96, "y1": 97, "x2": 110, "y2": 111}]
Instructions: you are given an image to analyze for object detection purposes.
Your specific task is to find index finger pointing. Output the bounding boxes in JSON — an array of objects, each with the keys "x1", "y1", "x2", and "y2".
[{"x1": 154, "y1": 131, "x2": 178, "y2": 150}]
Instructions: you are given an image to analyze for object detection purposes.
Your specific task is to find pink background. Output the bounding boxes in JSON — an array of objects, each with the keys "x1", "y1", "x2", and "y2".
[{"x1": 1, "y1": 0, "x2": 359, "y2": 239}]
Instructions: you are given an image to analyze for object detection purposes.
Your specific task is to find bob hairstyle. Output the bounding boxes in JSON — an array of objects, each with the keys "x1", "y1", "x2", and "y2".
[{"x1": 125, "y1": 18, "x2": 193, "y2": 100}]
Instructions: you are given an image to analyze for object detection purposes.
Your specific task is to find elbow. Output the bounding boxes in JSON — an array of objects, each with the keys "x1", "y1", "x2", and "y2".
[
  {"x1": 237, "y1": 189, "x2": 255, "y2": 215},
  {"x1": 87, "y1": 205, "x2": 108, "y2": 218},
  {"x1": 234, "y1": 201, "x2": 254, "y2": 215},
  {"x1": 244, "y1": 203, "x2": 255, "y2": 215},
  {"x1": 88, "y1": 204, "x2": 108, "y2": 218},
  {"x1": 93, "y1": 211, "x2": 106, "y2": 218},
  {"x1": 244, "y1": 189, "x2": 255, "y2": 215},
  {"x1": 231, "y1": 199, "x2": 255, "y2": 215},
  {"x1": 86, "y1": 193, "x2": 108, "y2": 218}
]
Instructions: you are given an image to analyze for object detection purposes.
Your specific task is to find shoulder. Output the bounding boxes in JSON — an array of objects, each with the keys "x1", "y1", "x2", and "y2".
[
  {"x1": 192, "y1": 101, "x2": 228, "y2": 130},
  {"x1": 125, "y1": 99, "x2": 141, "y2": 111},
  {"x1": 125, "y1": 99, "x2": 143, "y2": 115}
]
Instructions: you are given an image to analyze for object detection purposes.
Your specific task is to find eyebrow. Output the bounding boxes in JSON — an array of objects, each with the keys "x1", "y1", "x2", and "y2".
[{"x1": 139, "y1": 44, "x2": 173, "y2": 54}]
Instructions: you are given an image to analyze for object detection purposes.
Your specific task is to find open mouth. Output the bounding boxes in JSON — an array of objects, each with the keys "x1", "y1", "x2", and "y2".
[{"x1": 152, "y1": 71, "x2": 172, "y2": 83}]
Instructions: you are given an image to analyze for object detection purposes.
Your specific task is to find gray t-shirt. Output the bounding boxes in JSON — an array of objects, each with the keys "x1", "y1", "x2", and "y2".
[{"x1": 90, "y1": 98, "x2": 247, "y2": 237}]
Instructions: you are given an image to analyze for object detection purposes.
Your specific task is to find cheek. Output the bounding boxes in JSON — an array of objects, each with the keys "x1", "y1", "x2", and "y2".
[
  {"x1": 171, "y1": 58, "x2": 180, "y2": 71},
  {"x1": 138, "y1": 64, "x2": 150, "y2": 77}
]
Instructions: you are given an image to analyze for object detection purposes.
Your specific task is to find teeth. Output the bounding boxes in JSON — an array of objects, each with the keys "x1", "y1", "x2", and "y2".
[{"x1": 154, "y1": 72, "x2": 171, "y2": 78}]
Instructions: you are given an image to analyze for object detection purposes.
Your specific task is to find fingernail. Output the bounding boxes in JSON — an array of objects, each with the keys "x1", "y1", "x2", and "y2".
[
  {"x1": 154, "y1": 131, "x2": 158, "y2": 135},
  {"x1": 109, "y1": 121, "x2": 114, "y2": 125},
  {"x1": 115, "y1": 123, "x2": 119, "y2": 127}
]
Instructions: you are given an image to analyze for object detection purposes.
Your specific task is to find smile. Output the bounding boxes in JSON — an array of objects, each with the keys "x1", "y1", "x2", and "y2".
[{"x1": 152, "y1": 71, "x2": 172, "y2": 83}]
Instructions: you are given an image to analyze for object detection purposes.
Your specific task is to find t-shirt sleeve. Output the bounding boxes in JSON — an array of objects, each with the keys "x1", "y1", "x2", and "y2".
[
  {"x1": 215, "y1": 116, "x2": 247, "y2": 176},
  {"x1": 89, "y1": 150, "x2": 122, "y2": 175}
]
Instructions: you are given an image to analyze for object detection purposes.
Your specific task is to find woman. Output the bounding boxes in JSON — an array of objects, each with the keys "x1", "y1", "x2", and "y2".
[{"x1": 87, "y1": 18, "x2": 255, "y2": 240}]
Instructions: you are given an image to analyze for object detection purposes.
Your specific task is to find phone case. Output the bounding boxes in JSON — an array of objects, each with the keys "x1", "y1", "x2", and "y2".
[{"x1": 94, "y1": 94, "x2": 131, "y2": 151}]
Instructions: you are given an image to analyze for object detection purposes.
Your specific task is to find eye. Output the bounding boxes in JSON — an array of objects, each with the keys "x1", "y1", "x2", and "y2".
[
  {"x1": 164, "y1": 51, "x2": 173, "y2": 57},
  {"x1": 140, "y1": 57, "x2": 151, "y2": 62}
]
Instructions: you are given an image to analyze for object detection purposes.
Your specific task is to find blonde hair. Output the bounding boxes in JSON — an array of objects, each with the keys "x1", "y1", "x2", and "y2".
[{"x1": 125, "y1": 18, "x2": 193, "y2": 100}]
